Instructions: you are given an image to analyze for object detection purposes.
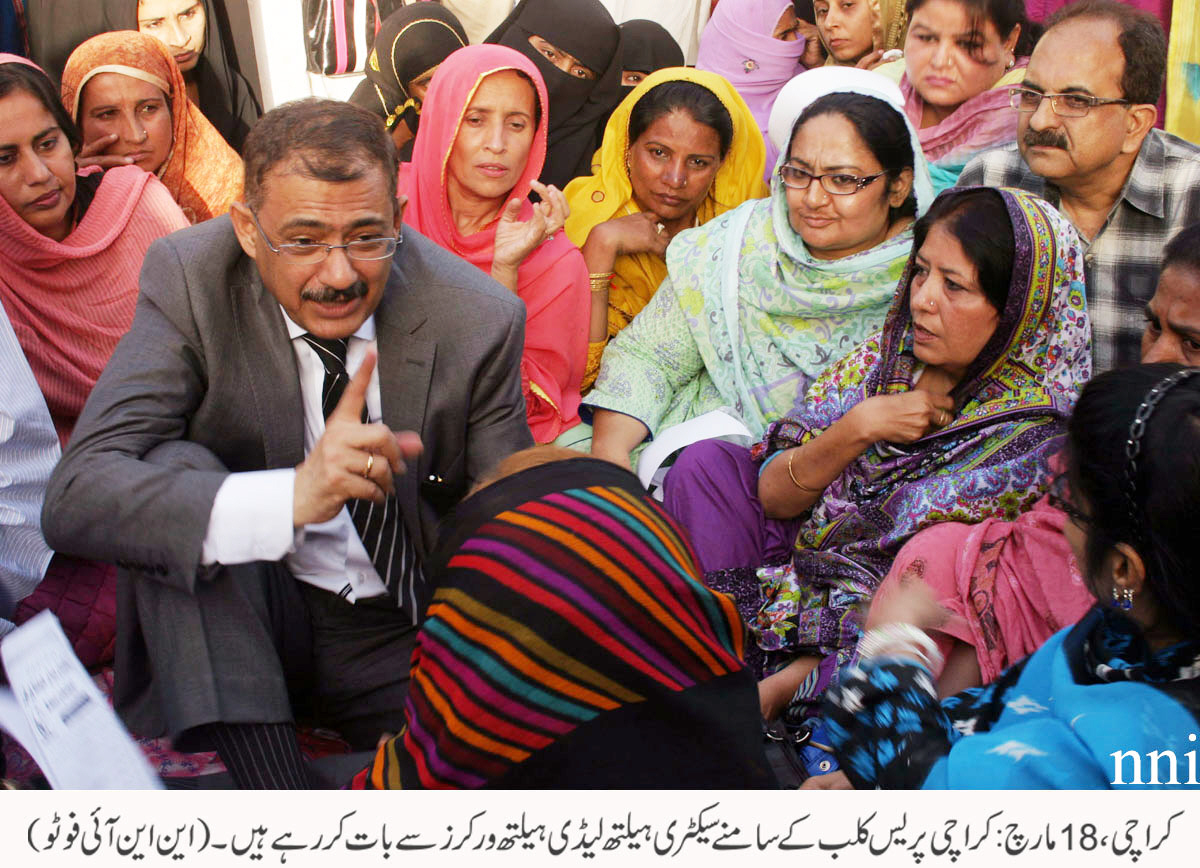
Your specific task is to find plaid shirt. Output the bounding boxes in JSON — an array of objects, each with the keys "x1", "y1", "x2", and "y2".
[{"x1": 959, "y1": 130, "x2": 1200, "y2": 372}]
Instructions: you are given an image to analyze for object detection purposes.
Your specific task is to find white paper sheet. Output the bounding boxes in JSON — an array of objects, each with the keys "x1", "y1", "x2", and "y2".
[
  {"x1": 0, "y1": 685, "x2": 49, "y2": 771},
  {"x1": 0, "y1": 610, "x2": 162, "y2": 789},
  {"x1": 636, "y1": 410, "x2": 755, "y2": 500}
]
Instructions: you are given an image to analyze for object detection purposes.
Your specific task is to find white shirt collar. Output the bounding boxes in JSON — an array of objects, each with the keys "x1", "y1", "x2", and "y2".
[{"x1": 281, "y1": 306, "x2": 376, "y2": 343}]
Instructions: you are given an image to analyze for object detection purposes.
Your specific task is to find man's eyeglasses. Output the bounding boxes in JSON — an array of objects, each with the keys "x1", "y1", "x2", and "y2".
[
  {"x1": 1048, "y1": 473, "x2": 1091, "y2": 526},
  {"x1": 778, "y1": 164, "x2": 885, "y2": 195},
  {"x1": 1008, "y1": 87, "x2": 1130, "y2": 118},
  {"x1": 249, "y1": 210, "x2": 399, "y2": 264}
]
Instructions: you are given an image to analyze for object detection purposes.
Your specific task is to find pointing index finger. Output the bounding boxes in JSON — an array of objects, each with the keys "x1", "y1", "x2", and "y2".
[{"x1": 331, "y1": 348, "x2": 376, "y2": 422}]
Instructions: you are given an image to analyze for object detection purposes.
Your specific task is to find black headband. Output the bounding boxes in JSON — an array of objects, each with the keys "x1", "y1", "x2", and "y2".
[{"x1": 1124, "y1": 367, "x2": 1200, "y2": 537}]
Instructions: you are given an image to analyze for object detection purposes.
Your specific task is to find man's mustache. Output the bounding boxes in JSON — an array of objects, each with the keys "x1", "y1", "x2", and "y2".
[
  {"x1": 1024, "y1": 128, "x2": 1069, "y2": 150},
  {"x1": 301, "y1": 281, "x2": 369, "y2": 304}
]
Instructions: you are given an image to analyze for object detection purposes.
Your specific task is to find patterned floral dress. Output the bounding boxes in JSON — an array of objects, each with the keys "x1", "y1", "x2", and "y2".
[{"x1": 744, "y1": 187, "x2": 1093, "y2": 722}]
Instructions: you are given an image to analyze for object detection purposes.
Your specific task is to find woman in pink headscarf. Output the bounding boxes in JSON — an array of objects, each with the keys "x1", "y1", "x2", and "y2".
[
  {"x1": 400, "y1": 44, "x2": 589, "y2": 444},
  {"x1": 0, "y1": 53, "x2": 186, "y2": 673},
  {"x1": 696, "y1": 0, "x2": 824, "y2": 177}
]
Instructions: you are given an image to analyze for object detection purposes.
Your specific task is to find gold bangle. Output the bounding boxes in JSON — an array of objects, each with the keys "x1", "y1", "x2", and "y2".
[
  {"x1": 589, "y1": 271, "x2": 612, "y2": 294},
  {"x1": 787, "y1": 449, "x2": 821, "y2": 493}
]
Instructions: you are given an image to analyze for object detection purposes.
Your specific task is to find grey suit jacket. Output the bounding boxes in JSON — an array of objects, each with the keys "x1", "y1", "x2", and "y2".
[{"x1": 42, "y1": 215, "x2": 533, "y2": 598}]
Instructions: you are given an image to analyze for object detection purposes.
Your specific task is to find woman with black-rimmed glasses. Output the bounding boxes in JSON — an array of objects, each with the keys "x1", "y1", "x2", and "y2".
[
  {"x1": 585, "y1": 67, "x2": 934, "y2": 470},
  {"x1": 665, "y1": 184, "x2": 1091, "y2": 734}
]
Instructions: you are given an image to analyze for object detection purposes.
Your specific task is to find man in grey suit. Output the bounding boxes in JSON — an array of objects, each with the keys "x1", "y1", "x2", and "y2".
[{"x1": 42, "y1": 99, "x2": 534, "y2": 788}]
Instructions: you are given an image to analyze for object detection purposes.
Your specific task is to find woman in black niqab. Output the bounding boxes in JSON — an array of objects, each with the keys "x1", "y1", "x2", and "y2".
[
  {"x1": 618, "y1": 19, "x2": 685, "y2": 88},
  {"x1": 485, "y1": 0, "x2": 624, "y2": 189},
  {"x1": 348, "y1": 3, "x2": 468, "y2": 161}
]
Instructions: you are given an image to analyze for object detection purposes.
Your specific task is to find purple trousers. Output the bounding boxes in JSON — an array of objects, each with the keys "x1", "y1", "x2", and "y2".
[{"x1": 662, "y1": 439, "x2": 801, "y2": 573}]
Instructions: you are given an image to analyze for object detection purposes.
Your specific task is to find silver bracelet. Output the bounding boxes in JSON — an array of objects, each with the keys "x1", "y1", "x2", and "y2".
[{"x1": 858, "y1": 623, "x2": 944, "y2": 671}]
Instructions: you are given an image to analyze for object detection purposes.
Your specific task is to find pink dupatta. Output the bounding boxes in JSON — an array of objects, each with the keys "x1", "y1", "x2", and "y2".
[
  {"x1": 900, "y1": 60, "x2": 1026, "y2": 166},
  {"x1": 873, "y1": 477, "x2": 1095, "y2": 684},
  {"x1": 0, "y1": 162, "x2": 188, "y2": 445},
  {"x1": 400, "y1": 44, "x2": 588, "y2": 443}
]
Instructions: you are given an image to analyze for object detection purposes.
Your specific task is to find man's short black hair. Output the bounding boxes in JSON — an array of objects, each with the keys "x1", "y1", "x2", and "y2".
[
  {"x1": 1163, "y1": 224, "x2": 1200, "y2": 276},
  {"x1": 242, "y1": 97, "x2": 399, "y2": 211},
  {"x1": 1044, "y1": 0, "x2": 1166, "y2": 107}
]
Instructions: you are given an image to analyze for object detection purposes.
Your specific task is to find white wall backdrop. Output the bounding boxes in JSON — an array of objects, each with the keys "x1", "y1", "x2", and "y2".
[{"x1": 247, "y1": 0, "x2": 368, "y2": 110}]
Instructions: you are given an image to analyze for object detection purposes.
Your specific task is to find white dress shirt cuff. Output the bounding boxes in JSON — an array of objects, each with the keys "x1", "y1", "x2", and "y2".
[{"x1": 200, "y1": 469, "x2": 300, "y2": 565}]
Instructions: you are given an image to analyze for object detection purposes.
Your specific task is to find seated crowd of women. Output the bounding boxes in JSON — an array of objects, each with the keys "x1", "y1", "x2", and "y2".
[{"x1": 3, "y1": 0, "x2": 1200, "y2": 791}]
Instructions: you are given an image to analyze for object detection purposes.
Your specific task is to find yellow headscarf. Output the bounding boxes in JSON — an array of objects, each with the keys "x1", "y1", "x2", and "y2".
[
  {"x1": 564, "y1": 67, "x2": 768, "y2": 341},
  {"x1": 1165, "y1": 0, "x2": 1200, "y2": 143}
]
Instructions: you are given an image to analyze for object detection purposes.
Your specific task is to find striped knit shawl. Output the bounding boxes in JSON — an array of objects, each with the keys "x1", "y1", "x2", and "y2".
[{"x1": 355, "y1": 458, "x2": 773, "y2": 789}]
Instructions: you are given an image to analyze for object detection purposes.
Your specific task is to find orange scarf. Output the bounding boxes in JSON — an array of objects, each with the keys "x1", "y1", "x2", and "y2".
[{"x1": 61, "y1": 30, "x2": 242, "y2": 223}]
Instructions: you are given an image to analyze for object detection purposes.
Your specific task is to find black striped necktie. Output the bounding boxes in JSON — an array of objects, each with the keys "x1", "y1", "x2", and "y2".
[
  {"x1": 301, "y1": 334, "x2": 366, "y2": 421},
  {"x1": 299, "y1": 333, "x2": 417, "y2": 615}
]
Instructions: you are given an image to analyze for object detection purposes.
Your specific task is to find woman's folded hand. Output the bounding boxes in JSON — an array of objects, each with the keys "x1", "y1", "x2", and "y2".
[
  {"x1": 594, "y1": 211, "x2": 671, "y2": 258},
  {"x1": 846, "y1": 390, "x2": 957, "y2": 445}
]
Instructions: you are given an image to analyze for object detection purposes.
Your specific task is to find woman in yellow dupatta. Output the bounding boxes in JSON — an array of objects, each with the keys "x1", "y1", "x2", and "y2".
[{"x1": 564, "y1": 67, "x2": 767, "y2": 390}]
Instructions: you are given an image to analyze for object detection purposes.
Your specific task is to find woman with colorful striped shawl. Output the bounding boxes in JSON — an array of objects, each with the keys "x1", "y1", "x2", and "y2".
[
  {"x1": 351, "y1": 449, "x2": 773, "y2": 789},
  {"x1": 667, "y1": 187, "x2": 1091, "y2": 726}
]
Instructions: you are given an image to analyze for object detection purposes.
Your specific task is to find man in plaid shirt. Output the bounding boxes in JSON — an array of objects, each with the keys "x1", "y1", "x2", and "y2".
[{"x1": 958, "y1": 0, "x2": 1200, "y2": 373}]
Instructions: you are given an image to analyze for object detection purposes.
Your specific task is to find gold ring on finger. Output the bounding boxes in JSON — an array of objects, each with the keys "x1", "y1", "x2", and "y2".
[{"x1": 362, "y1": 452, "x2": 375, "y2": 478}]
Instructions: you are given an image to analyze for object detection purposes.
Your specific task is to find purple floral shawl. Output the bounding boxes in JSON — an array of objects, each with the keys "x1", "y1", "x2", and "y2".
[{"x1": 750, "y1": 187, "x2": 1092, "y2": 690}]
